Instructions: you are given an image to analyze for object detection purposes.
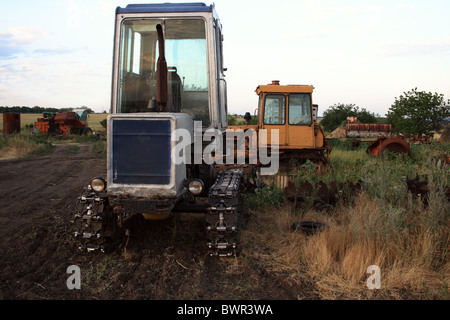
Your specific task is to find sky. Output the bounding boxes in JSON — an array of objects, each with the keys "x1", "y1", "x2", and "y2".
[{"x1": 1, "y1": 0, "x2": 449, "y2": 117}]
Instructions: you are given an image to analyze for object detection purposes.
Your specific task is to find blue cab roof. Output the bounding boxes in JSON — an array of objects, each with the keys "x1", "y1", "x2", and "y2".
[{"x1": 116, "y1": 3, "x2": 214, "y2": 14}]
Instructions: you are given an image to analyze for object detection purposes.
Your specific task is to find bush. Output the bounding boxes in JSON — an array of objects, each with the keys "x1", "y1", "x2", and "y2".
[{"x1": 244, "y1": 184, "x2": 284, "y2": 210}]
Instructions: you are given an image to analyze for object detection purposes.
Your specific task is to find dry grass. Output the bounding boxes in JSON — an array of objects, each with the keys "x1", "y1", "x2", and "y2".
[
  {"x1": 0, "y1": 144, "x2": 32, "y2": 160},
  {"x1": 0, "y1": 133, "x2": 54, "y2": 160},
  {"x1": 241, "y1": 191, "x2": 449, "y2": 299}
]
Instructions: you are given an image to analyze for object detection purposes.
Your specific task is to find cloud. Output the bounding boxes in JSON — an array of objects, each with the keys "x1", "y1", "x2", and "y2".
[
  {"x1": 0, "y1": 26, "x2": 83, "y2": 59},
  {"x1": 1, "y1": 26, "x2": 42, "y2": 44},
  {"x1": 0, "y1": 32, "x2": 22, "y2": 58},
  {"x1": 0, "y1": 26, "x2": 46, "y2": 59},
  {"x1": 0, "y1": 60, "x2": 40, "y2": 85},
  {"x1": 32, "y1": 48, "x2": 79, "y2": 55},
  {"x1": 0, "y1": 45, "x2": 25, "y2": 59}
]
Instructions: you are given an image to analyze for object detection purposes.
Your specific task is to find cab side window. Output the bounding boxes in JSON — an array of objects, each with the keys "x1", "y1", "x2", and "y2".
[
  {"x1": 288, "y1": 93, "x2": 312, "y2": 125},
  {"x1": 263, "y1": 94, "x2": 285, "y2": 125}
]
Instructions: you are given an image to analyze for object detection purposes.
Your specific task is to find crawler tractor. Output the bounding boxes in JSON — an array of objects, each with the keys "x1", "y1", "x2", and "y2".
[{"x1": 74, "y1": 3, "x2": 246, "y2": 256}]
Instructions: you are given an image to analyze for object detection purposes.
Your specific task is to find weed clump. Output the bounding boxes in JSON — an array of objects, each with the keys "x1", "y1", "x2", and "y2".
[{"x1": 0, "y1": 133, "x2": 54, "y2": 160}]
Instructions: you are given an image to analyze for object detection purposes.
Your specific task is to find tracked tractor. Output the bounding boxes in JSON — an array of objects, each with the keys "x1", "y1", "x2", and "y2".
[{"x1": 73, "y1": 3, "x2": 253, "y2": 256}]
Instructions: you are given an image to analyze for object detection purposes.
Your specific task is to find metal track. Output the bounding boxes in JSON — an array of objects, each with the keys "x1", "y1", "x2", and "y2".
[
  {"x1": 73, "y1": 169, "x2": 245, "y2": 256},
  {"x1": 73, "y1": 190, "x2": 115, "y2": 253},
  {"x1": 206, "y1": 169, "x2": 244, "y2": 257}
]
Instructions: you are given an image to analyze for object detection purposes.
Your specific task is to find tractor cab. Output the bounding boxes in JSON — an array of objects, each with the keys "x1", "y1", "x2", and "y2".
[
  {"x1": 110, "y1": 3, "x2": 228, "y2": 130},
  {"x1": 227, "y1": 81, "x2": 330, "y2": 171},
  {"x1": 255, "y1": 81, "x2": 316, "y2": 148},
  {"x1": 104, "y1": 3, "x2": 229, "y2": 209}
]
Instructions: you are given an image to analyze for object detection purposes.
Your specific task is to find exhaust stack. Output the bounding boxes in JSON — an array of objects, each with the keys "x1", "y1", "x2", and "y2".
[{"x1": 156, "y1": 24, "x2": 168, "y2": 112}]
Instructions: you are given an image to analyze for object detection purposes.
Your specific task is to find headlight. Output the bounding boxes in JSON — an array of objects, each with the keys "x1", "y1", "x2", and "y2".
[
  {"x1": 188, "y1": 179, "x2": 204, "y2": 195},
  {"x1": 90, "y1": 177, "x2": 106, "y2": 193}
]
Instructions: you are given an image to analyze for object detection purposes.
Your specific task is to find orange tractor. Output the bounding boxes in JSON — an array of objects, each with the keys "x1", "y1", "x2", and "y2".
[{"x1": 34, "y1": 109, "x2": 93, "y2": 136}]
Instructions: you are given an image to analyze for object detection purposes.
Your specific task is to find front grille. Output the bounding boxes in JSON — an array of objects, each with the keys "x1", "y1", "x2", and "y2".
[{"x1": 112, "y1": 119, "x2": 171, "y2": 185}]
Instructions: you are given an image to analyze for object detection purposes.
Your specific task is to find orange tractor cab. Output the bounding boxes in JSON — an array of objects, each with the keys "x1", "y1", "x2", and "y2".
[
  {"x1": 34, "y1": 109, "x2": 93, "y2": 135},
  {"x1": 228, "y1": 81, "x2": 330, "y2": 171}
]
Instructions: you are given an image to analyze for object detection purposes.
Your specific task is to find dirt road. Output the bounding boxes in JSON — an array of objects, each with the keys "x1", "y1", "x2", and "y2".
[{"x1": 0, "y1": 143, "x2": 307, "y2": 300}]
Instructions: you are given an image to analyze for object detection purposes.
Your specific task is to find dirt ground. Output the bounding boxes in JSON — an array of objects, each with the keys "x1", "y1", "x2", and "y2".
[{"x1": 0, "y1": 143, "x2": 317, "y2": 301}]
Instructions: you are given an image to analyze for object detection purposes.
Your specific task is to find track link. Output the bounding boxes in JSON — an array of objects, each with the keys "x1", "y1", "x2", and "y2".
[
  {"x1": 206, "y1": 169, "x2": 244, "y2": 257},
  {"x1": 73, "y1": 189, "x2": 117, "y2": 252}
]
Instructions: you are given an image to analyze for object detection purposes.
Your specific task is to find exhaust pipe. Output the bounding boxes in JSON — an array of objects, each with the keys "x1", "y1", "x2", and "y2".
[{"x1": 156, "y1": 24, "x2": 168, "y2": 112}]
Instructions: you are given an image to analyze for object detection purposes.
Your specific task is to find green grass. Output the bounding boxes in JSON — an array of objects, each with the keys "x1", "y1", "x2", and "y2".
[
  {"x1": 93, "y1": 140, "x2": 107, "y2": 156},
  {"x1": 64, "y1": 145, "x2": 80, "y2": 154},
  {"x1": 321, "y1": 139, "x2": 449, "y2": 185},
  {"x1": 0, "y1": 130, "x2": 107, "y2": 160}
]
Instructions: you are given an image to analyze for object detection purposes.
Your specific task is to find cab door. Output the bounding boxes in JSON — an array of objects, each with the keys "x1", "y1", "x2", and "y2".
[
  {"x1": 286, "y1": 93, "x2": 315, "y2": 148},
  {"x1": 260, "y1": 93, "x2": 287, "y2": 148}
]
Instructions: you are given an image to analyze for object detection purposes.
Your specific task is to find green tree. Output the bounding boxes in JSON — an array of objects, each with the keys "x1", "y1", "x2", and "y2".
[
  {"x1": 320, "y1": 103, "x2": 377, "y2": 132},
  {"x1": 387, "y1": 88, "x2": 450, "y2": 136}
]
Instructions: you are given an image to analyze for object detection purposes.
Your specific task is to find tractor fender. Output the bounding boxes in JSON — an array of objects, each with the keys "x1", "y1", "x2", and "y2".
[{"x1": 366, "y1": 137, "x2": 410, "y2": 157}]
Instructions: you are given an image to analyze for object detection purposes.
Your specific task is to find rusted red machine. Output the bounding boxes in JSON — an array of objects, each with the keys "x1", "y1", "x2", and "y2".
[
  {"x1": 345, "y1": 117, "x2": 410, "y2": 157},
  {"x1": 34, "y1": 110, "x2": 92, "y2": 135},
  {"x1": 366, "y1": 137, "x2": 411, "y2": 157}
]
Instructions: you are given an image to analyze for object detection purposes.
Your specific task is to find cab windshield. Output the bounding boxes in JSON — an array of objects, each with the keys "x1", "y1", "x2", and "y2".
[
  {"x1": 118, "y1": 18, "x2": 210, "y2": 126},
  {"x1": 288, "y1": 93, "x2": 312, "y2": 125},
  {"x1": 263, "y1": 93, "x2": 312, "y2": 125}
]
